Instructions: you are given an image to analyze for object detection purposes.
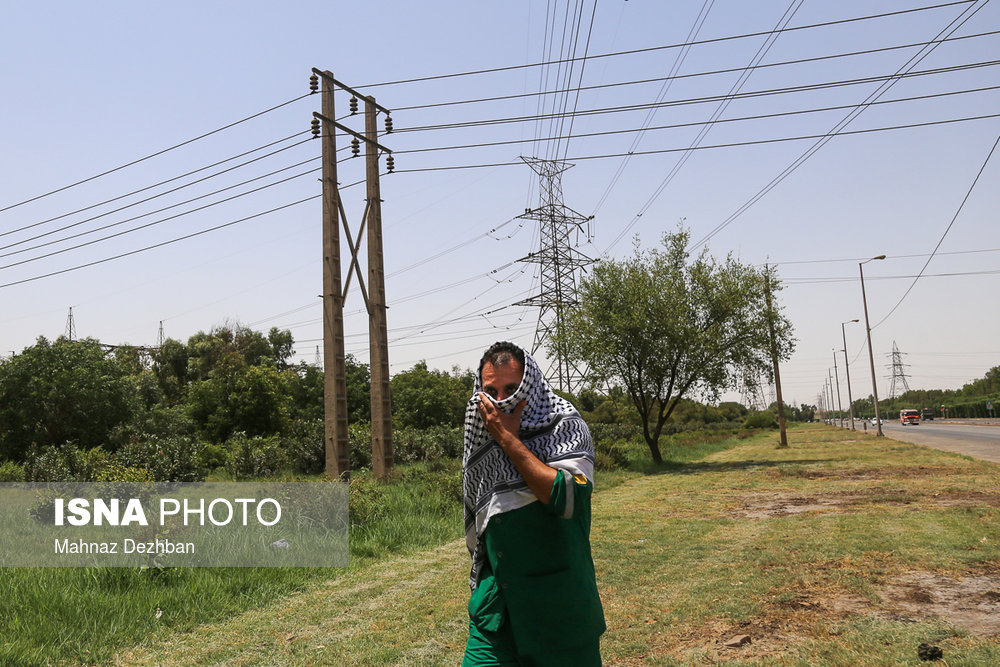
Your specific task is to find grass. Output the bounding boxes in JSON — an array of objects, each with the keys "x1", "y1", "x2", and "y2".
[
  {"x1": 0, "y1": 459, "x2": 465, "y2": 666},
  {"x1": 7, "y1": 424, "x2": 1000, "y2": 665}
]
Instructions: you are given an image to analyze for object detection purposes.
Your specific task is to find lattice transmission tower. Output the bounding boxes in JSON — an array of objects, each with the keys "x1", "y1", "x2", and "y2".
[
  {"x1": 886, "y1": 340, "x2": 911, "y2": 398},
  {"x1": 515, "y1": 157, "x2": 594, "y2": 393},
  {"x1": 65, "y1": 307, "x2": 76, "y2": 341}
]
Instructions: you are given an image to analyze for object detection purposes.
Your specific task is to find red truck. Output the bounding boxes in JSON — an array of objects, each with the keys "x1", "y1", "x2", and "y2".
[{"x1": 900, "y1": 409, "x2": 920, "y2": 425}]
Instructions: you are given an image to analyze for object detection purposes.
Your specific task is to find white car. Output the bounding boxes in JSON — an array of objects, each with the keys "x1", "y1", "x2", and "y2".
[{"x1": 870, "y1": 418, "x2": 884, "y2": 425}]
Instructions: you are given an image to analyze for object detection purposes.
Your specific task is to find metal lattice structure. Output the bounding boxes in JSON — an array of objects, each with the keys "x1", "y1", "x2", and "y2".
[
  {"x1": 515, "y1": 157, "x2": 593, "y2": 393},
  {"x1": 886, "y1": 340, "x2": 912, "y2": 399},
  {"x1": 65, "y1": 307, "x2": 76, "y2": 341}
]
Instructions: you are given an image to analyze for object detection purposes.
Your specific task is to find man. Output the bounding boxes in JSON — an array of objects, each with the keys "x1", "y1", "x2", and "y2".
[{"x1": 462, "y1": 341, "x2": 605, "y2": 666}]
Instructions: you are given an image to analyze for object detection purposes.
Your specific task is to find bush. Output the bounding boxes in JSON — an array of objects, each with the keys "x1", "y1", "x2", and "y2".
[
  {"x1": 589, "y1": 423, "x2": 642, "y2": 445},
  {"x1": 348, "y1": 472, "x2": 387, "y2": 527},
  {"x1": 282, "y1": 418, "x2": 324, "y2": 474},
  {"x1": 0, "y1": 460, "x2": 24, "y2": 482},
  {"x1": 225, "y1": 432, "x2": 286, "y2": 480},
  {"x1": 94, "y1": 461, "x2": 154, "y2": 483},
  {"x1": 594, "y1": 439, "x2": 630, "y2": 470},
  {"x1": 198, "y1": 443, "x2": 229, "y2": 472},
  {"x1": 349, "y1": 422, "x2": 373, "y2": 470},
  {"x1": 117, "y1": 436, "x2": 208, "y2": 482},
  {"x1": 742, "y1": 412, "x2": 779, "y2": 429},
  {"x1": 392, "y1": 426, "x2": 463, "y2": 463},
  {"x1": 23, "y1": 443, "x2": 96, "y2": 482}
]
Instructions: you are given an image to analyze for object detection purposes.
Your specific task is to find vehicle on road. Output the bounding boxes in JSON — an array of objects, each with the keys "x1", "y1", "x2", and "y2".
[
  {"x1": 870, "y1": 417, "x2": 884, "y2": 426},
  {"x1": 900, "y1": 409, "x2": 920, "y2": 425},
  {"x1": 922, "y1": 408, "x2": 935, "y2": 420}
]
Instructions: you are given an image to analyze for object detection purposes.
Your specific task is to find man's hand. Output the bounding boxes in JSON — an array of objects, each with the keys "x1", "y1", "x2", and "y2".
[
  {"x1": 477, "y1": 393, "x2": 525, "y2": 446},
  {"x1": 477, "y1": 393, "x2": 556, "y2": 504}
]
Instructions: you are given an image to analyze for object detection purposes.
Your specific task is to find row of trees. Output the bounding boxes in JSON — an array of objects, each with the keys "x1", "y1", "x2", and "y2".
[{"x1": 1, "y1": 228, "x2": 803, "y2": 471}]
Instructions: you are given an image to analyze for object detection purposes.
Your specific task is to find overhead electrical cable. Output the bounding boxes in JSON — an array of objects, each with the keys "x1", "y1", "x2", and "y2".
[
  {"x1": 0, "y1": 93, "x2": 313, "y2": 214},
  {"x1": 0, "y1": 155, "x2": 320, "y2": 257},
  {"x1": 871, "y1": 132, "x2": 1000, "y2": 329},
  {"x1": 393, "y1": 59, "x2": 1000, "y2": 134},
  {"x1": 772, "y1": 246, "x2": 1000, "y2": 265},
  {"x1": 603, "y1": 0, "x2": 806, "y2": 253},
  {"x1": 390, "y1": 30, "x2": 1000, "y2": 113},
  {"x1": 389, "y1": 85, "x2": 1000, "y2": 157},
  {"x1": 358, "y1": 1, "x2": 976, "y2": 89},
  {"x1": 689, "y1": 0, "x2": 990, "y2": 250},
  {"x1": 591, "y1": 0, "x2": 717, "y2": 214},
  {"x1": 0, "y1": 194, "x2": 324, "y2": 289},
  {"x1": 557, "y1": 0, "x2": 599, "y2": 162},
  {"x1": 0, "y1": 164, "x2": 327, "y2": 270},
  {"x1": 390, "y1": 112, "x2": 1000, "y2": 174},
  {"x1": 0, "y1": 132, "x2": 313, "y2": 240}
]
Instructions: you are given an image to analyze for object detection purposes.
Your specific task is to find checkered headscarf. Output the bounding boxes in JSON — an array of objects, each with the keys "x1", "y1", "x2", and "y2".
[{"x1": 462, "y1": 344, "x2": 594, "y2": 590}]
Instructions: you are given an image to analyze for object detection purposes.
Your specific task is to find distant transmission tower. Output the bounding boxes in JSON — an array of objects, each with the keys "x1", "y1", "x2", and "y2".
[
  {"x1": 157, "y1": 321, "x2": 165, "y2": 347},
  {"x1": 886, "y1": 340, "x2": 911, "y2": 398},
  {"x1": 514, "y1": 157, "x2": 594, "y2": 392},
  {"x1": 314, "y1": 345, "x2": 322, "y2": 369},
  {"x1": 65, "y1": 307, "x2": 76, "y2": 341}
]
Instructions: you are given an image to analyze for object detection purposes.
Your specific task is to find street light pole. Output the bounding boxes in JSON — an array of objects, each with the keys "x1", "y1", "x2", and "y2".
[
  {"x1": 832, "y1": 350, "x2": 844, "y2": 428},
  {"x1": 860, "y1": 255, "x2": 886, "y2": 436},
  {"x1": 842, "y1": 319, "x2": 859, "y2": 431}
]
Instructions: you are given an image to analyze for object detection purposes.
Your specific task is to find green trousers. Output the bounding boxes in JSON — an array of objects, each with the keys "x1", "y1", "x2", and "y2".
[{"x1": 462, "y1": 617, "x2": 602, "y2": 667}]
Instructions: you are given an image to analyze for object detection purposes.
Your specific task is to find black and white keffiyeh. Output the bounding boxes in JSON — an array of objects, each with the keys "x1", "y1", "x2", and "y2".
[{"x1": 462, "y1": 345, "x2": 594, "y2": 590}]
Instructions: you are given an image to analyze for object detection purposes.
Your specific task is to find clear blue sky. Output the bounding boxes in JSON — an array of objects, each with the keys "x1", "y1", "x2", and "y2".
[{"x1": 1, "y1": 1, "x2": 998, "y2": 409}]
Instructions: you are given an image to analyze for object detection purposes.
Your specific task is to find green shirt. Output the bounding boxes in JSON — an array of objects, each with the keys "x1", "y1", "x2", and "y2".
[{"x1": 468, "y1": 468, "x2": 606, "y2": 656}]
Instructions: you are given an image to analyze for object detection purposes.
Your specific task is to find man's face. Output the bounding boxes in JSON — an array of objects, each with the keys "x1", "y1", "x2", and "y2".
[{"x1": 481, "y1": 361, "x2": 524, "y2": 402}]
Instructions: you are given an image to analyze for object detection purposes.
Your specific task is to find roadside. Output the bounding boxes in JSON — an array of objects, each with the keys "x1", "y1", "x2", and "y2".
[{"x1": 116, "y1": 425, "x2": 1000, "y2": 666}]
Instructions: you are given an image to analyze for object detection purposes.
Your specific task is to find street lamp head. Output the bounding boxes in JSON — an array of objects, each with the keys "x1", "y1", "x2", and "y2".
[
  {"x1": 861, "y1": 254, "x2": 886, "y2": 266},
  {"x1": 873, "y1": 255, "x2": 886, "y2": 260}
]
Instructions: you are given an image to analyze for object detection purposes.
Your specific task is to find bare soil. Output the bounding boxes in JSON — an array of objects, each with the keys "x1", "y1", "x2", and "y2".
[{"x1": 732, "y1": 489, "x2": 1000, "y2": 519}]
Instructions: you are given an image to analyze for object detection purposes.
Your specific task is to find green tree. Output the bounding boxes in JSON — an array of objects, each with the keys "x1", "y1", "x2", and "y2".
[
  {"x1": 553, "y1": 229, "x2": 794, "y2": 464},
  {"x1": 0, "y1": 337, "x2": 135, "y2": 460},
  {"x1": 390, "y1": 361, "x2": 470, "y2": 429}
]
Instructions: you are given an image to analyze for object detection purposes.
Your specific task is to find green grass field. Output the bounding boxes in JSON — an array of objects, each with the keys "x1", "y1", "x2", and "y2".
[{"x1": 5, "y1": 425, "x2": 1000, "y2": 665}]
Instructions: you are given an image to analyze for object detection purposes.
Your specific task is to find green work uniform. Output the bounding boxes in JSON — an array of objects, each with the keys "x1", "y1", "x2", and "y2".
[{"x1": 463, "y1": 468, "x2": 605, "y2": 666}]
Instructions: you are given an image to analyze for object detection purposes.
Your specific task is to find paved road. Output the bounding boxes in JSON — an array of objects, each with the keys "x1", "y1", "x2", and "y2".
[{"x1": 852, "y1": 420, "x2": 1000, "y2": 464}]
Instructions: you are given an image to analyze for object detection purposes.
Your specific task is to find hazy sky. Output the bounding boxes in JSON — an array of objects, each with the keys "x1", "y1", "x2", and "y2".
[{"x1": 1, "y1": 1, "x2": 997, "y2": 409}]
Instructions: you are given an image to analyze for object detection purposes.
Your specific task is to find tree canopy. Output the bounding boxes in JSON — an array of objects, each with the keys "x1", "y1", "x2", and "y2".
[{"x1": 552, "y1": 229, "x2": 795, "y2": 463}]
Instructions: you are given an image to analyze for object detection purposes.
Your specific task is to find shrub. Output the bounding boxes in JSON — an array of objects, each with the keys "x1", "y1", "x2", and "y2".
[
  {"x1": 95, "y1": 462, "x2": 154, "y2": 483},
  {"x1": 198, "y1": 443, "x2": 229, "y2": 472},
  {"x1": 282, "y1": 418, "x2": 324, "y2": 474},
  {"x1": 225, "y1": 432, "x2": 286, "y2": 480},
  {"x1": 23, "y1": 443, "x2": 95, "y2": 482},
  {"x1": 594, "y1": 439, "x2": 630, "y2": 470},
  {"x1": 117, "y1": 436, "x2": 208, "y2": 482},
  {"x1": 742, "y1": 411, "x2": 779, "y2": 429},
  {"x1": 349, "y1": 422, "x2": 373, "y2": 470},
  {"x1": 392, "y1": 426, "x2": 463, "y2": 463},
  {"x1": 0, "y1": 460, "x2": 24, "y2": 482},
  {"x1": 348, "y1": 472, "x2": 387, "y2": 527}
]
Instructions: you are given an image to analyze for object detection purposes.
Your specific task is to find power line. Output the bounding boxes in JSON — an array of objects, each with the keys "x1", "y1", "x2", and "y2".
[
  {"x1": 0, "y1": 132, "x2": 313, "y2": 241},
  {"x1": 689, "y1": 0, "x2": 990, "y2": 250},
  {"x1": 390, "y1": 112, "x2": 1000, "y2": 174},
  {"x1": 393, "y1": 59, "x2": 1000, "y2": 134},
  {"x1": 0, "y1": 166, "x2": 322, "y2": 270},
  {"x1": 0, "y1": 93, "x2": 313, "y2": 214},
  {"x1": 603, "y1": 0, "x2": 807, "y2": 253},
  {"x1": 357, "y1": 1, "x2": 977, "y2": 89},
  {"x1": 871, "y1": 131, "x2": 1000, "y2": 329},
  {"x1": 389, "y1": 30, "x2": 1000, "y2": 113},
  {"x1": 1, "y1": 155, "x2": 320, "y2": 258},
  {"x1": 772, "y1": 246, "x2": 1000, "y2": 265}
]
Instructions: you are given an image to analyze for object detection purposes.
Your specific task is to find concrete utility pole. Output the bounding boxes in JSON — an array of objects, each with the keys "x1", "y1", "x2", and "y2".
[
  {"x1": 832, "y1": 350, "x2": 843, "y2": 428},
  {"x1": 860, "y1": 255, "x2": 886, "y2": 436},
  {"x1": 312, "y1": 68, "x2": 395, "y2": 479},
  {"x1": 365, "y1": 94, "x2": 394, "y2": 479},
  {"x1": 842, "y1": 319, "x2": 859, "y2": 430},
  {"x1": 764, "y1": 266, "x2": 788, "y2": 448}
]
